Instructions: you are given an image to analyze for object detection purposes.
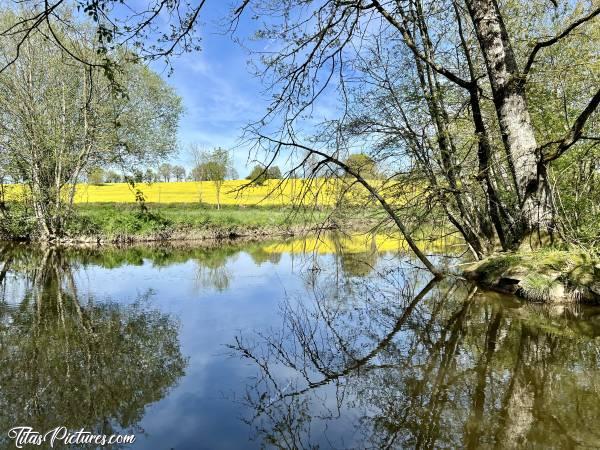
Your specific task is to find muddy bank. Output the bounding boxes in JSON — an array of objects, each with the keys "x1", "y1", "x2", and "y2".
[
  {"x1": 37, "y1": 224, "x2": 340, "y2": 245},
  {"x1": 464, "y1": 250, "x2": 600, "y2": 304}
]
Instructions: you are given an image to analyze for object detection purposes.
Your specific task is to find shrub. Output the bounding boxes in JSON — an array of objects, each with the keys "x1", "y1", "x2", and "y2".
[{"x1": 0, "y1": 203, "x2": 36, "y2": 240}]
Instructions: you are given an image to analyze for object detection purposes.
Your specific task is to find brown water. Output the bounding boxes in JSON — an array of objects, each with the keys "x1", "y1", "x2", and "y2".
[{"x1": 0, "y1": 239, "x2": 599, "y2": 449}]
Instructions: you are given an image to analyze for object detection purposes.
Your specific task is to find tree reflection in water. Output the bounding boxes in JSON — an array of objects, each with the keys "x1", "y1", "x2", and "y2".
[
  {"x1": 231, "y1": 260, "x2": 600, "y2": 449},
  {"x1": 0, "y1": 244, "x2": 187, "y2": 447}
]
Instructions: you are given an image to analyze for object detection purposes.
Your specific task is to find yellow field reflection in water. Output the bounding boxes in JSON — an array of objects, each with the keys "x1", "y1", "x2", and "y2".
[
  {"x1": 1, "y1": 240, "x2": 596, "y2": 449},
  {"x1": 262, "y1": 232, "x2": 464, "y2": 256}
]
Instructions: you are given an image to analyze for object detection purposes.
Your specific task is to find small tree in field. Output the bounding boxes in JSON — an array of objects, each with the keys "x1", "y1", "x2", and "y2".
[
  {"x1": 268, "y1": 166, "x2": 282, "y2": 179},
  {"x1": 105, "y1": 171, "x2": 122, "y2": 183},
  {"x1": 87, "y1": 168, "x2": 105, "y2": 185},
  {"x1": 192, "y1": 148, "x2": 234, "y2": 209},
  {"x1": 158, "y1": 163, "x2": 173, "y2": 182},
  {"x1": 130, "y1": 169, "x2": 144, "y2": 184},
  {"x1": 344, "y1": 154, "x2": 379, "y2": 179},
  {"x1": 144, "y1": 169, "x2": 157, "y2": 183},
  {"x1": 172, "y1": 165, "x2": 186, "y2": 182},
  {"x1": 246, "y1": 165, "x2": 282, "y2": 185}
]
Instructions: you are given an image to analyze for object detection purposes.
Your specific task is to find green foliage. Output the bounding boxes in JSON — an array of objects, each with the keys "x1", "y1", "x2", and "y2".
[
  {"x1": 64, "y1": 206, "x2": 174, "y2": 237},
  {"x1": 105, "y1": 170, "x2": 122, "y2": 183},
  {"x1": 144, "y1": 168, "x2": 158, "y2": 183},
  {"x1": 0, "y1": 11, "x2": 182, "y2": 238},
  {"x1": 202, "y1": 160, "x2": 227, "y2": 182},
  {"x1": 98, "y1": 210, "x2": 172, "y2": 235},
  {"x1": 63, "y1": 212, "x2": 101, "y2": 237},
  {"x1": 172, "y1": 165, "x2": 186, "y2": 181},
  {"x1": 87, "y1": 167, "x2": 105, "y2": 185},
  {"x1": 0, "y1": 203, "x2": 37, "y2": 240},
  {"x1": 519, "y1": 273, "x2": 560, "y2": 302},
  {"x1": 74, "y1": 202, "x2": 325, "y2": 237},
  {"x1": 191, "y1": 149, "x2": 233, "y2": 181},
  {"x1": 344, "y1": 154, "x2": 379, "y2": 179},
  {"x1": 550, "y1": 146, "x2": 600, "y2": 247},
  {"x1": 129, "y1": 169, "x2": 145, "y2": 183},
  {"x1": 114, "y1": 65, "x2": 183, "y2": 165},
  {"x1": 246, "y1": 165, "x2": 282, "y2": 184},
  {"x1": 190, "y1": 148, "x2": 235, "y2": 208},
  {"x1": 158, "y1": 163, "x2": 173, "y2": 182}
]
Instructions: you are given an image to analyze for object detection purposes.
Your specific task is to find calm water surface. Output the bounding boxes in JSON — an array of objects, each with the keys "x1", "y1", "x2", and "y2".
[{"x1": 1, "y1": 237, "x2": 600, "y2": 449}]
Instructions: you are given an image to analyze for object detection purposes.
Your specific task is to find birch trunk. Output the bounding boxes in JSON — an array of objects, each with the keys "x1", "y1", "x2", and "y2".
[{"x1": 466, "y1": 0, "x2": 553, "y2": 248}]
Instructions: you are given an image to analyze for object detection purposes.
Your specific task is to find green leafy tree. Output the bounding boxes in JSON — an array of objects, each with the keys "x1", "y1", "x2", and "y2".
[
  {"x1": 268, "y1": 166, "x2": 282, "y2": 179},
  {"x1": 172, "y1": 165, "x2": 186, "y2": 182},
  {"x1": 130, "y1": 169, "x2": 145, "y2": 184},
  {"x1": 190, "y1": 165, "x2": 206, "y2": 182},
  {"x1": 192, "y1": 148, "x2": 234, "y2": 209},
  {"x1": 246, "y1": 165, "x2": 282, "y2": 185},
  {"x1": 344, "y1": 154, "x2": 379, "y2": 180},
  {"x1": 158, "y1": 163, "x2": 173, "y2": 182},
  {"x1": 105, "y1": 170, "x2": 122, "y2": 183},
  {"x1": 87, "y1": 167, "x2": 105, "y2": 185},
  {"x1": 144, "y1": 168, "x2": 157, "y2": 183},
  {"x1": 0, "y1": 12, "x2": 182, "y2": 239}
]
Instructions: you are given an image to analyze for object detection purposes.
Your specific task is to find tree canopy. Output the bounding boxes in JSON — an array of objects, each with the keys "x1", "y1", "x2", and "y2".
[
  {"x1": 191, "y1": 147, "x2": 235, "y2": 208},
  {"x1": 0, "y1": 11, "x2": 182, "y2": 238},
  {"x1": 246, "y1": 165, "x2": 282, "y2": 185},
  {"x1": 344, "y1": 154, "x2": 379, "y2": 180}
]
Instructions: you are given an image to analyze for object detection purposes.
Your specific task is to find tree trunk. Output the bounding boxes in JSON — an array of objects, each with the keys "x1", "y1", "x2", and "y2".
[{"x1": 466, "y1": 0, "x2": 553, "y2": 248}]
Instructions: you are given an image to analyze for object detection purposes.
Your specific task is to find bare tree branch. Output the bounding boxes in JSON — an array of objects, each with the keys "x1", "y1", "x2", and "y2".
[
  {"x1": 257, "y1": 134, "x2": 443, "y2": 277},
  {"x1": 522, "y1": 6, "x2": 600, "y2": 79},
  {"x1": 369, "y1": 0, "x2": 473, "y2": 89},
  {"x1": 542, "y1": 87, "x2": 600, "y2": 162}
]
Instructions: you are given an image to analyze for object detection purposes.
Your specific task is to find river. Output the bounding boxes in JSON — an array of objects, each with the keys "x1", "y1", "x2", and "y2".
[{"x1": 0, "y1": 236, "x2": 599, "y2": 449}]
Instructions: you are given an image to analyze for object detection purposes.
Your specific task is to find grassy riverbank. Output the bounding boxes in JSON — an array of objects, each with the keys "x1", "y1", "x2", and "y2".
[
  {"x1": 65, "y1": 203, "x2": 335, "y2": 242},
  {"x1": 464, "y1": 249, "x2": 600, "y2": 304}
]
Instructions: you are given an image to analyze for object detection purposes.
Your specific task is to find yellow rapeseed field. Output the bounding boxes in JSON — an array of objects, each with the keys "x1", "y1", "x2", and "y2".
[
  {"x1": 74, "y1": 179, "x2": 336, "y2": 206},
  {"x1": 4, "y1": 178, "x2": 385, "y2": 206},
  {"x1": 3, "y1": 178, "x2": 422, "y2": 209}
]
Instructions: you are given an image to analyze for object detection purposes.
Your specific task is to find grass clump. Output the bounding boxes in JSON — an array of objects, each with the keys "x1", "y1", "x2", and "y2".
[
  {"x1": 72, "y1": 203, "x2": 328, "y2": 238},
  {"x1": 466, "y1": 246, "x2": 600, "y2": 303},
  {"x1": 73, "y1": 206, "x2": 173, "y2": 236},
  {"x1": 519, "y1": 273, "x2": 561, "y2": 302}
]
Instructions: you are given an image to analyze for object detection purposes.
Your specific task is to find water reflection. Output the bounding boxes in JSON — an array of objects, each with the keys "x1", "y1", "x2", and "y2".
[
  {"x1": 0, "y1": 238, "x2": 599, "y2": 449},
  {"x1": 0, "y1": 244, "x2": 186, "y2": 448},
  {"x1": 231, "y1": 265, "x2": 600, "y2": 449}
]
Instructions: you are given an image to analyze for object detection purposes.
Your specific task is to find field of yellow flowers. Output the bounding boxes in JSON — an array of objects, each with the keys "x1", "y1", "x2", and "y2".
[
  {"x1": 74, "y1": 179, "x2": 330, "y2": 205},
  {"x1": 2, "y1": 177, "x2": 424, "y2": 212},
  {"x1": 5, "y1": 179, "x2": 376, "y2": 206}
]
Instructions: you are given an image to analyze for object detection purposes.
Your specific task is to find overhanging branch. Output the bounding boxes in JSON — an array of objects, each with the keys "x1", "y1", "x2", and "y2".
[
  {"x1": 522, "y1": 6, "x2": 600, "y2": 80},
  {"x1": 258, "y1": 134, "x2": 443, "y2": 277},
  {"x1": 369, "y1": 0, "x2": 473, "y2": 89},
  {"x1": 541, "y1": 86, "x2": 600, "y2": 162}
]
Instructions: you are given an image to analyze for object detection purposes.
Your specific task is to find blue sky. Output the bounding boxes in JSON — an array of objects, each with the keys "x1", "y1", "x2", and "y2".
[
  {"x1": 151, "y1": 3, "x2": 270, "y2": 177},
  {"x1": 150, "y1": 2, "x2": 347, "y2": 178}
]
